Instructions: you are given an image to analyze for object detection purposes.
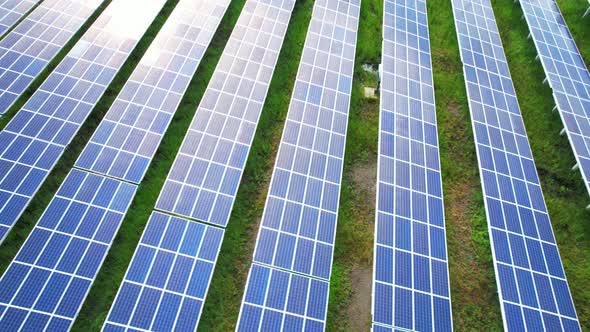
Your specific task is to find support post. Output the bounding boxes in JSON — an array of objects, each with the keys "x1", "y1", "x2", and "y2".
[
  {"x1": 572, "y1": 163, "x2": 579, "y2": 171},
  {"x1": 560, "y1": 128, "x2": 566, "y2": 136}
]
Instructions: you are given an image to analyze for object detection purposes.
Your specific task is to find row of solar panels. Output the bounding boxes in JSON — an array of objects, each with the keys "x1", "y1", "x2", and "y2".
[{"x1": 0, "y1": 0, "x2": 586, "y2": 331}]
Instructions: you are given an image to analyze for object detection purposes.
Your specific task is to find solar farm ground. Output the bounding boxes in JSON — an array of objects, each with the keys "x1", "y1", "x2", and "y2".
[{"x1": 0, "y1": 0, "x2": 588, "y2": 330}]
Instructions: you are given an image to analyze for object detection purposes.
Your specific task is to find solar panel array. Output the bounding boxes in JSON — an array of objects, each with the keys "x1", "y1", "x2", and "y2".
[
  {"x1": 104, "y1": 0, "x2": 296, "y2": 329},
  {"x1": 0, "y1": 0, "x2": 235, "y2": 330},
  {"x1": 76, "y1": 0, "x2": 231, "y2": 184},
  {"x1": 0, "y1": 0, "x2": 103, "y2": 115},
  {"x1": 103, "y1": 212, "x2": 224, "y2": 332},
  {"x1": 0, "y1": 0, "x2": 165, "y2": 243},
  {"x1": 155, "y1": 0, "x2": 296, "y2": 227},
  {"x1": 372, "y1": 0, "x2": 453, "y2": 331},
  {"x1": 518, "y1": 0, "x2": 590, "y2": 201},
  {"x1": 0, "y1": 169, "x2": 136, "y2": 331},
  {"x1": 452, "y1": 0, "x2": 580, "y2": 330},
  {"x1": 238, "y1": 0, "x2": 359, "y2": 330},
  {"x1": 0, "y1": 0, "x2": 40, "y2": 37}
]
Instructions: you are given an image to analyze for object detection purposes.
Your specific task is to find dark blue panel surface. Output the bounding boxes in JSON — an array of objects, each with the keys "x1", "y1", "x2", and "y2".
[{"x1": 104, "y1": 212, "x2": 223, "y2": 331}]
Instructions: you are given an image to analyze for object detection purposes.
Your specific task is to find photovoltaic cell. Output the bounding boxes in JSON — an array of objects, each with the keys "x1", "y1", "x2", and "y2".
[
  {"x1": 155, "y1": 0, "x2": 296, "y2": 227},
  {"x1": 0, "y1": 0, "x2": 103, "y2": 115},
  {"x1": 372, "y1": 0, "x2": 453, "y2": 331},
  {"x1": 452, "y1": 0, "x2": 580, "y2": 330},
  {"x1": 103, "y1": 212, "x2": 224, "y2": 332},
  {"x1": 249, "y1": 0, "x2": 359, "y2": 282},
  {"x1": 0, "y1": 169, "x2": 136, "y2": 331},
  {"x1": 104, "y1": 0, "x2": 296, "y2": 330},
  {"x1": 237, "y1": 264, "x2": 328, "y2": 332},
  {"x1": 0, "y1": 0, "x2": 166, "y2": 243},
  {"x1": 518, "y1": 0, "x2": 590, "y2": 201},
  {"x1": 0, "y1": 0, "x2": 40, "y2": 37},
  {"x1": 75, "y1": 0, "x2": 231, "y2": 184}
]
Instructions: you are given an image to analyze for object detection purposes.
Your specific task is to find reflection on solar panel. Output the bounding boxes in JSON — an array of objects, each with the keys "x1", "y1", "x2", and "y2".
[
  {"x1": 103, "y1": 212, "x2": 224, "y2": 332},
  {"x1": 372, "y1": 0, "x2": 452, "y2": 331},
  {"x1": 155, "y1": 0, "x2": 296, "y2": 227},
  {"x1": 518, "y1": 0, "x2": 590, "y2": 203},
  {"x1": 237, "y1": 0, "x2": 359, "y2": 330},
  {"x1": 76, "y1": 0, "x2": 230, "y2": 184},
  {"x1": 104, "y1": 0, "x2": 296, "y2": 329},
  {"x1": 0, "y1": 0, "x2": 103, "y2": 115},
  {"x1": 0, "y1": 0, "x2": 166, "y2": 243},
  {"x1": 237, "y1": 264, "x2": 328, "y2": 332},
  {"x1": 0, "y1": 169, "x2": 135, "y2": 331},
  {"x1": 0, "y1": 0, "x2": 39, "y2": 37},
  {"x1": 452, "y1": 0, "x2": 580, "y2": 330},
  {"x1": 0, "y1": 0, "x2": 231, "y2": 330}
]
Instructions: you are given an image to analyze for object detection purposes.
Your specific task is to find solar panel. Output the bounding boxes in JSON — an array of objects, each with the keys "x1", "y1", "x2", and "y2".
[
  {"x1": 0, "y1": 0, "x2": 103, "y2": 115},
  {"x1": 0, "y1": 0, "x2": 166, "y2": 243},
  {"x1": 372, "y1": 0, "x2": 452, "y2": 330},
  {"x1": 155, "y1": 0, "x2": 296, "y2": 227},
  {"x1": 237, "y1": 1, "x2": 359, "y2": 330},
  {"x1": 103, "y1": 212, "x2": 224, "y2": 332},
  {"x1": 248, "y1": 0, "x2": 359, "y2": 283},
  {"x1": 0, "y1": 0, "x2": 40, "y2": 37},
  {"x1": 518, "y1": 0, "x2": 590, "y2": 203},
  {"x1": 102, "y1": 0, "x2": 296, "y2": 329},
  {"x1": 75, "y1": 0, "x2": 231, "y2": 183},
  {"x1": 237, "y1": 264, "x2": 328, "y2": 332},
  {"x1": 452, "y1": 0, "x2": 580, "y2": 330},
  {"x1": 0, "y1": 169, "x2": 136, "y2": 331}
]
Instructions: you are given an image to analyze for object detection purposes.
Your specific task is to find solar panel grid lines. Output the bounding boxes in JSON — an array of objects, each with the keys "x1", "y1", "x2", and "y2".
[
  {"x1": 0, "y1": 0, "x2": 167, "y2": 244},
  {"x1": 0, "y1": 168, "x2": 136, "y2": 331},
  {"x1": 0, "y1": 0, "x2": 103, "y2": 115},
  {"x1": 372, "y1": 0, "x2": 453, "y2": 331},
  {"x1": 237, "y1": 264, "x2": 329, "y2": 332},
  {"x1": 249, "y1": 0, "x2": 360, "y2": 283},
  {"x1": 0, "y1": 0, "x2": 40, "y2": 37},
  {"x1": 75, "y1": 0, "x2": 232, "y2": 184},
  {"x1": 154, "y1": 0, "x2": 297, "y2": 227},
  {"x1": 451, "y1": 0, "x2": 580, "y2": 330},
  {"x1": 102, "y1": 212, "x2": 224, "y2": 332},
  {"x1": 518, "y1": 0, "x2": 590, "y2": 203}
]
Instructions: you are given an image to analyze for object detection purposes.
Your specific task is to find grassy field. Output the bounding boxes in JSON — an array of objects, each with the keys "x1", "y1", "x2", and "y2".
[{"x1": 0, "y1": 0, "x2": 588, "y2": 330}]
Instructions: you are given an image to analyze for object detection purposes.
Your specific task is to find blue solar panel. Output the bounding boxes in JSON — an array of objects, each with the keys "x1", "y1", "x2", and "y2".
[
  {"x1": 0, "y1": 169, "x2": 136, "y2": 331},
  {"x1": 75, "y1": 0, "x2": 231, "y2": 184},
  {"x1": 0, "y1": 0, "x2": 167, "y2": 243},
  {"x1": 452, "y1": 0, "x2": 580, "y2": 330},
  {"x1": 238, "y1": 1, "x2": 359, "y2": 330},
  {"x1": 0, "y1": 0, "x2": 102, "y2": 115},
  {"x1": 103, "y1": 212, "x2": 224, "y2": 332},
  {"x1": 372, "y1": 0, "x2": 453, "y2": 330},
  {"x1": 518, "y1": 0, "x2": 590, "y2": 202},
  {"x1": 155, "y1": 0, "x2": 296, "y2": 227},
  {"x1": 237, "y1": 264, "x2": 328, "y2": 332},
  {"x1": 249, "y1": 0, "x2": 359, "y2": 282},
  {"x1": 0, "y1": 0, "x2": 39, "y2": 37}
]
